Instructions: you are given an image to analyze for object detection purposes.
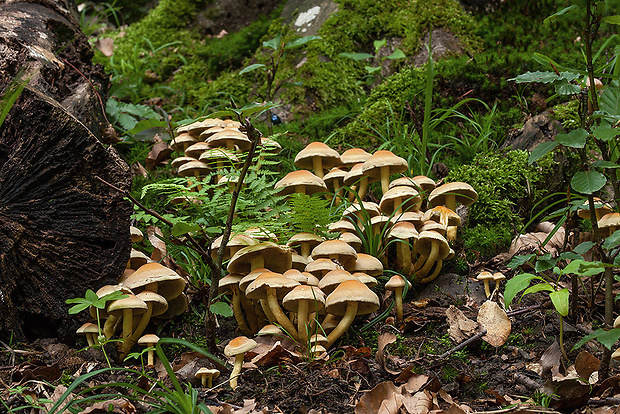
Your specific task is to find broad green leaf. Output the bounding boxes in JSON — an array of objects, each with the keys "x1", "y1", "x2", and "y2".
[
  {"x1": 100, "y1": 291, "x2": 128, "y2": 304},
  {"x1": 563, "y1": 259, "x2": 604, "y2": 276},
  {"x1": 339, "y1": 52, "x2": 373, "y2": 61},
  {"x1": 528, "y1": 141, "x2": 558, "y2": 164},
  {"x1": 171, "y1": 221, "x2": 201, "y2": 237},
  {"x1": 262, "y1": 35, "x2": 280, "y2": 50},
  {"x1": 600, "y1": 86, "x2": 620, "y2": 115},
  {"x1": 574, "y1": 328, "x2": 620, "y2": 351},
  {"x1": 207, "y1": 109, "x2": 235, "y2": 119},
  {"x1": 592, "y1": 124, "x2": 620, "y2": 142},
  {"x1": 238, "y1": 101, "x2": 278, "y2": 116},
  {"x1": 504, "y1": 273, "x2": 542, "y2": 307},
  {"x1": 571, "y1": 170, "x2": 607, "y2": 194},
  {"x1": 284, "y1": 35, "x2": 321, "y2": 49},
  {"x1": 373, "y1": 39, "x2": 386, "y2": 51},
  {"x1": 574, "y1": 241, "x2": 595, "y2": 255},
  {"x1": 535, "y1": 258, "x2": 555, "y2": 273},
  {"x1": 602, "y1": 15, "x2": 620, "y2": 25},
  {"x1": 507, "y1": 253, "x2": 535, "y2": 269},
  {"x1": 239, "y1": 64, "x2": 266, "y2": 75},
  {"x1": 510, "y1": 71, "x2": 561, "y2": 84},
  {"x1": 521, "y1": 283, "x2": 555, "y2": 298},
  {"x1": 555, "y1": 128, "x2": 588, "y2": 148},
  {"x1": 365, "y1": 66, "x2": 381, "y2": 74},
  {"x1": 126, "y1": 119, "x2": 167, "y2": 136},
  {"x1": 555, "y1": 78, "x2": 581, "y2": 95},
  {"x1": 543, "y1": 5, "x2": 578, "y2": 25},
  {"x1": 592, "y1": 160, "x2": 620, "y2": 168},
  {"x1": 67, "y1": 302, "x2": 90, "y2": 315},
  {"x1": 558, "y1": 251, "x2": 583, "y2": 261},
  {"x1": 85, "y1": 289, "x2": 98, "y2": 303},
  {"x1": 549, "y1": 288, "x2": 569, "y2": 316},
  {"x1": 603, "y1": 229, "x2": 620, "y2": 250},
  {"x1": 210, "y1": 301, "x2": 233, "y2": 317},
  {"x1": 387, "y1": 49, "x2": 406, "y2": 60}
]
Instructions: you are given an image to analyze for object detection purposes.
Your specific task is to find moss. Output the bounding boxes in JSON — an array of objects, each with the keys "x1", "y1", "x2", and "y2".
[
  {"x1": 447, "y1": 150, "x2": 548, "y2": 256},
  {"x1": 550, "y1": 99, "x2": 580, "y2": 130}
]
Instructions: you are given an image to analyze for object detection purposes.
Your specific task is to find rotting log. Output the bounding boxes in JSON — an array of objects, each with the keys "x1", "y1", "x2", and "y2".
[{"x1": 0, "y1": 0, "x2": 132, "y2": 342}]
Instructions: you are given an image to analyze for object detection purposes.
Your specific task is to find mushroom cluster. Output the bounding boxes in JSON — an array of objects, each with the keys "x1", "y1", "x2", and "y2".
[
  {"x1": 171, "y1": 118, "x2": 280, "y2": 192},
  {"x1": 78, "y1": 226, "x2": 188, "y2": 361},
  {"x1": 275, "y1": 142, "x2": 477, "y2": 285}
]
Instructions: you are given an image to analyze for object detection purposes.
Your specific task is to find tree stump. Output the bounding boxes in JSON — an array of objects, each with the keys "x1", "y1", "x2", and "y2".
[{"x1": 0, "y1": 0, "x2": 132, "y2": 342}]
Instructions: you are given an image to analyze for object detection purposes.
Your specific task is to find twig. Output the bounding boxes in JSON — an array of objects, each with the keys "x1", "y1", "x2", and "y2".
[
  {"x1": 506, "y1": 305, "x2": 542, "y2": 318},
  {"x1": 438, "y1": 329, "x2": 486, "y2": 359}
]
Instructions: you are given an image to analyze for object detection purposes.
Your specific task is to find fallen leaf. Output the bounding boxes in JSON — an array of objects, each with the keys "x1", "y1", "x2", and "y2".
[
  {"x1": 42, "y1": 385, "x2": 77, "y2": 413},
  {"x1": 574, "y1": 350, "x2": 599, "y2": 381},
  {"x1": 355, "y1": 381, "x2": 402, "y2": 414},
  {"x1": 145, "y1": 135, "x2": 172, "y2": 170},
  {"x1": 147, "y1": 225, "x2": 169, "y2": 265},
  {"x1": 95, "y1": 37, "x2": 114, "y2": 57},
  {"x1": 81, "y1": 399, "x2": 135, "y2": 413},
  {"x1": 402, "y1": 390, "x2": 434, "y2": 414},
  {"x1": 446, "y1": 305, "x2": 478, "y2": 343},
  {"x1": 477, "y1": 300, "x2": 511, "y2": 347},
  {"x1": 548, "y1": 378, "x2": 591, "y2": 411},
  {"x1": 540, "y1": 341, "x2": 561, "y2": 381},
  {"x1": 250, "y1": 343, "x2": 303, "y2": 367},
  {"x1": 130, "y1": 162, "x2": 148, "y2": 178},
  {"x1": 376, "y1": 331, "x2": 397, "y2": 373},
  {"x1": 403, "y1": 374, "x2": 441, "y2": 394}
]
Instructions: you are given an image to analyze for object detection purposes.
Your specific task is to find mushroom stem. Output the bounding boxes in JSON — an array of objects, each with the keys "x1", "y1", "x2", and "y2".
[
  {"x1": 394, "y1": 287, "x2": 404, "y2": 322},
  {"x1": 297, "y1": 300, "x2": 309, "y2": 345},
  {"x1": 231, "y1": 289, "x2": 252, "y2": 336},
  {"x1": 240, "y1": 294, "x2": 259, "y2": 333},
  {"x1": 266, "y1": 287, "x2": 298, "y2": 340},
  {"x1": 380, "y1": 166, "x2": 391, "y2": 194},
  {"x1": 313, "y1": 157, "x2": 325, "y2": 179},
  {"x1": 131, "y1": 304, "x2": 154, "y2": 345},
  {"x1": 250, "y1": 256, "x2": 265, "y2": 271},
  {"x1": 326, "y1": 301, "x2": 358, "y2": 348},
  {"x1": 418, "y1": 242, "x2": 439, "y2": 277},
  {"x1": 259, "y1": 299, "x2": 276, "y2": 324},
  {"x1": 396, "y1": 241, "x2": 412, "y2": 275},
  {"x1": 103, "y1": 315, "x2": 119, "y2": 339},
  {"x1": 357, "y1": 177, "x2": 369, "y2": 200},
  {"x1": 119, "y1": 309, "x2": 134, "y2": 359},
  {"x1": 146, "y1": 345, "x2": 155, "y2": 366},
  {"x1": 483, "y1": 280, "x2": 491, "y2": 298},
  {"x1": 229, "y1": 354, "x2": 244, "y2": 390},
  {"x1": 419, "y1": 260, "x2": 443, "y2": 284}
]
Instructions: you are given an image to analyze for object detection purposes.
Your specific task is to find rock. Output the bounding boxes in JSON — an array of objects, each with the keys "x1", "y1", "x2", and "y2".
[
  {"x1": 281, "y1": 0, "x2": 339, "y2": 36},
  {"x1": 501, "y1": 112, "x2": 560, "y2": 152},
  {"x1": 412, "y1": 28, "x2": 465, "y2": 67}
]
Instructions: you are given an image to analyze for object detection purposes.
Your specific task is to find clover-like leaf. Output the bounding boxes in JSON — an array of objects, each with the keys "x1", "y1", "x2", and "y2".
[{"x1": 571, "y1": 170, "x2": 607, "y2": 194}]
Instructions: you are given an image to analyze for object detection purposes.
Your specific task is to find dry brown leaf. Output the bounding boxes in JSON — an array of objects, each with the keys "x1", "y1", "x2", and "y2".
[
  {"x1": 438, "y1": 389, "x2": 453, "y2": 405},
  {"x1": 443, "y1": 403, "x2": 468, "y2": 414},
  {"x1": 446, "y1": 306, "x2": 478, "y2": 343},
  {"x1": 41, "y1": 385, "x2": 75, "y2": 414},
  {"x1": 130, "y1": 162, "x2": 148, "y2": 178},
  {"x1": 355, "y1": 381, "x2": 402, "y2": 414},
  {"x1": 547, "y1": 378, "x2": 591, "y2": 411},
  {"x1": 403, "y1": 374, "x2": 442, "y2": 394},
  {"x1": 508, "y1": 225, "x2": 565, "y2": 258},
  {"x1": 477, "y1": 300, "x2": 511, "y2": 347},
  {"x1": 147, "y1": 225, "x2": 169, "y2": 265},
  {"x1": 80, "y1": 399, "x2": 136, "y2": 414},
  {"x1": 376, "y1": 331, "x2": 397, "y2": 373},
  {"x1": 574, "y1": 350, "x2": 600, "y2": 381},
  {"x1": 95, "y1": 37, "x2": 114, "y2": 56},
  {"x1": 250, "y1": 343, "x2": 303, "y2": 367},
  {"x1": 145, "y1": 135, "x2": 172, "y2": 170},
  {"x1": 402, "y1": 390, "x2": 433, "y2": 414},
  {"x1": 540, "y1": 341, "x2": 561, "y2": 381}
]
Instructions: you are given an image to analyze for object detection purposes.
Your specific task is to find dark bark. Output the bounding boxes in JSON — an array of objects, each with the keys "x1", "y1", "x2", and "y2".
[{"x1": 0, "y1": 0, "x2": 132, "y2": 342}]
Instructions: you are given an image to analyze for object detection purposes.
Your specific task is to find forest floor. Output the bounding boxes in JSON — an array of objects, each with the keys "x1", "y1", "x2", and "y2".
[{"x1": 3, "y1": 268, "x2": 620, "y2": 414}]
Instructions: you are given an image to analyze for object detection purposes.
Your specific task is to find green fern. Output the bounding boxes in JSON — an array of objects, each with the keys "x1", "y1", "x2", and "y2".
[{"x1": 285, "y1": 193, "x2": 337, "y2": 237}]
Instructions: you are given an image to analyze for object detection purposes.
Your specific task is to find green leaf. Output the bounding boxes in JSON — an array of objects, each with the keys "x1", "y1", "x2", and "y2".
[
  {"x1": 507, "y1": 253, "x2": 535, "y2": 269},
  {"x1": 262, "y1": 35, "x2": 280, "y2": 50},
  {"x1": 85, "y1": 289, "x2": 98, "y2": 303},
  {"x1": 574, "y1": 241, "x2": 595, "y2": 254},
  {"x1": 387, "y1": 49, "x2": 406, "y2": 60},
  {"x1": 555, "y1": 129, "x2": 588, "y2": 148},
  {"x1": 67, "y1": 302, "x2": 91, "y2": 315},
  {"x1": 365, "y1": 66, "x2": 381, "y2": 74},
  {"x1": 555, "y1": 78, "x2": 581, "y2": 95},
  {"x1": 171, "y1": 221, "x2": 201, "y2": 237},
  {"x1": 239, "y1": 64, "x2": 266, "y2": 75},
  {"x1": 602, "y1": 15, "x2": 620, "y2": 25},
  {"x1": 0, "y1": 73, "x2": 28, "y2": 128},
  {"x1": 543, "y1": 5, "x2": 578, "y2": 25},
  {"x1": 549, "y1": 288, "x2": 569, "y2": 316},
  {"x1": 558, "y1": 251, "x2": 583, "y2": 261},
  {"x1": 535, "y1": 258, "x2": 556, "y2": 273},
  {"x1": 373, "y1": 39, "x2": 386, "y2": 51},
  {"x1": 563, "y1": 259, "x2": 604, "y2": 276},
  {"x1": 126, "y1": 119, "x2": 167, "y2": 136},
  {"x1": 528, "y1": 141, "x2": 558, "y2": 164},
  {"x1": 210, "y1": 301, "x2": 233, "y2": 317},
  {"x1": 600, "y1": 86, "x2": 620, "y2": 115},
  {"x1": 592, "y1": 124, "x2": 620, "y2": 142},
  {"x1": 603, "y1": 229, "x2": 620, "y2": 250},
  {"x1": 573, "y1": 328, "x2": 620, "y2": 351},
  {"x1": 504, "y1": 273, "x2": 542, "y2": 307},
  {"x1": 339, "y1": 52, "x2": 374, "y2": 61},
  {"x1": 521, "y1": 283, "x2": 555, "y2": 298},
  {"x1": 100, "y1": 290, "x2": 128, "y2": 304},
  {"x1": 592, "y1": 160, "x2": 620, "y2": 169},
  {"x1": 238, "y1": 101, "x2": 278, "y2": 116},
  {"x1": 284, "y1": 35, "x2": 321, "y2": 49},
  {"x1": 571, "y1": 170, "x2": 607, "y2": 194}
]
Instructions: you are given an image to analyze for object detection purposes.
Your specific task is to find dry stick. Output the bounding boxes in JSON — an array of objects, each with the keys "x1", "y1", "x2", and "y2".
[
  {"x1": 506, "y1": 305, "x2": 542, "y2": 318},
  {"x1": 95, "y1": 176, "x2": 230, "y2": 373},
  {"x1": 438, "y1": 329, "x2": 487, "y2": 359}
]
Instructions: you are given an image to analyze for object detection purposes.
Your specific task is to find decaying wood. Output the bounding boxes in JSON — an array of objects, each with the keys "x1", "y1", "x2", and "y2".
[{"x1": 0, "y1": 0, "x2": 132, "y2": 341}]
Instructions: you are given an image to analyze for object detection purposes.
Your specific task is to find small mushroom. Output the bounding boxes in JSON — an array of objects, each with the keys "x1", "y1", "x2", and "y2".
[
  {"x1": 137, "y1": 334, "x2": 160, "y2": 366},
  {"x1": 224, "y1": 336, "x2": 257, "y2": 390},
  {"x1": 477, "y1": 271, "x2": 494, "y2": 298},
  {"x1": 385, "y1": 275, "x2": 407, "y2": 322},
  {"x1": 196, "y1": 367, "x2": 220, "y2": 388}
]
